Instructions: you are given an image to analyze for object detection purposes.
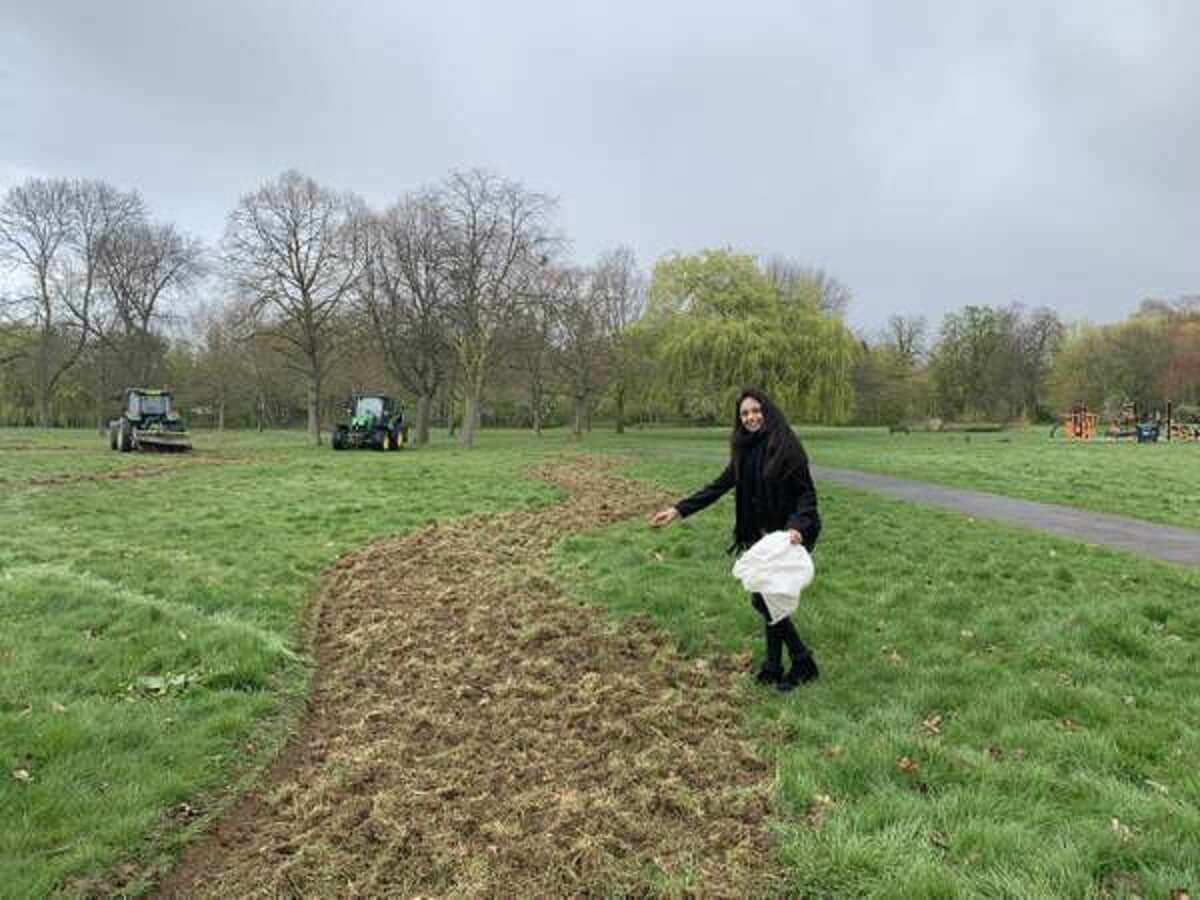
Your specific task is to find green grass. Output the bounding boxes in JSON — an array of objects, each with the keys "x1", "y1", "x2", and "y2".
[
  {"x1": 802, "y1": 426, "x2": 1200, "y2": 531},
  {"x1": 3, "y1": 424, "x2": 1199, "y2": 897},
  {"x1": 557, "y1": 449, "x2": 1200, "y2": 897},
  {"x1": 511, "y1": 425, "x2": 1200, "y2": 530},
  {"x1": 0, "y1": 428, "x2": 562, "y2": 897}
]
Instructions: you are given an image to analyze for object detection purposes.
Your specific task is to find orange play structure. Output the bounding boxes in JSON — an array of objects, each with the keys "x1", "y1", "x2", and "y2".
[{"x1": 1064, "y1": 405, "x2": 1098, "y2": 440}]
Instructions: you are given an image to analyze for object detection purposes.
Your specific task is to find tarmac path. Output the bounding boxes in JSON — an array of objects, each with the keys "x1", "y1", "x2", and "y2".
[{"x1": 814, "y1": 466, "x2": 1200, "y2": 567}]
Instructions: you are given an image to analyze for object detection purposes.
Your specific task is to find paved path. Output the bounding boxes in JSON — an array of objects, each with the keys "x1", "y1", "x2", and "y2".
[{"x1": 813, "y1": 466, "x2": 1200, "y2": 567}]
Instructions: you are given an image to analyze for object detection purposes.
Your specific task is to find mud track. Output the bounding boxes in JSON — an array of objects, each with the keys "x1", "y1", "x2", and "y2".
[
  {"x1": 154, "y1": 457, "x2": 778, "y2": 898},
  {"x1": 2, "y1": 456, "x2": 264, "y2": 488}
]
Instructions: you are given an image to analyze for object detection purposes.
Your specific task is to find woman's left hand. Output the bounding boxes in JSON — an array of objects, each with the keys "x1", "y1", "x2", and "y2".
[{"x1": 787, "y1": 528, "x2": 805, "y2": 546}]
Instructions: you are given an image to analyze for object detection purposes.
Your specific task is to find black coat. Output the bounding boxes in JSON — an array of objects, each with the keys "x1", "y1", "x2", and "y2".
[{"x1": 674, "y1": 442, "x2": 821, "y2": 552}]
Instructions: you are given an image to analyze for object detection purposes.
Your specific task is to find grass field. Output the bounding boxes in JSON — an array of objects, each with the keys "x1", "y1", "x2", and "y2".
[
  {"x1": 809, "y1": 427, "x2": 1200, "y2": 531},
  {"x1": 560, "y1": 451, "x2": 1200, "y2": 896},
  {"x1": 2, "y1": 425, "x2": 1198, "y2": 897},
  {"x1": 565, "y1": 425, "x2": 1200, "y2": 531},
  {"x1": 1, "y1": 429, "x2": 562, "y2": 896}
]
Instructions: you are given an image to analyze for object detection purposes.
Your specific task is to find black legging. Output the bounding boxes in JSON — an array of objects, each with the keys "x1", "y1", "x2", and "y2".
[{"x1": 751, "y1": 593, "x2": 810, "y2": 673}]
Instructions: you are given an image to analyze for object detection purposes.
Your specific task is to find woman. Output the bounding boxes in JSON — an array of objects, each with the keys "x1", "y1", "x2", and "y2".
[{"x1": 649, "y1": 387, "x2": 821, "y2": 691}]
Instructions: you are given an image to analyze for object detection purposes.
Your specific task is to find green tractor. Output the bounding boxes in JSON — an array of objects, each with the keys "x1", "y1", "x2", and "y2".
[
  {"x1": 109, "y1": 388, "x2": 192, "y2": 452},
  {"x1": 331, "y1": 393, "x2": 407, "y2": 451}
]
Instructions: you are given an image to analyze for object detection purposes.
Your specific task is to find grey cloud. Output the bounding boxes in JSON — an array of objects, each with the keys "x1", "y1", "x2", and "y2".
[{"x1": 2, "y1": 0, "x2": 1197, "y2": 332}]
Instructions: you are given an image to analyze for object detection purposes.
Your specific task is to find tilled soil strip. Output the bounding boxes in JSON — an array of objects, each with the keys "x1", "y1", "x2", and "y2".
[
  {"x1": 154, "y1": 457, "x2": 778, "y2": 898},
  {"x1": 2, "y1": 456, "x2": 265, "y2": 488}
]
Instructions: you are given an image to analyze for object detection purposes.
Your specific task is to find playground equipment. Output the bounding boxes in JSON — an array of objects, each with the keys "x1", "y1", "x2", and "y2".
[
  {"x1": 1064, "y1": 406, "x2": 1098, "y2": 440},
  {"x1": 1060, "y1": 400, "x2": 1197, "y2": 442}
]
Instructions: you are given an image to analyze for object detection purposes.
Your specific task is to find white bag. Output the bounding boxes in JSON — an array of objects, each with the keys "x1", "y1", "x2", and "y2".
[{"x1": 731, "y1": 531, "x2": 815, "y2": 624}]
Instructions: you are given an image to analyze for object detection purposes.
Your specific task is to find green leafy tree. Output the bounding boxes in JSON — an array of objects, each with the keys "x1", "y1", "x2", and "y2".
[{"x1": 647, "y1": 249, "x2": 859, "y2": 423}]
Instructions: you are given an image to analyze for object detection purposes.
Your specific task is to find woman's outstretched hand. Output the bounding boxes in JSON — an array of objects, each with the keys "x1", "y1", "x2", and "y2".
[{"x1": 649, "y1": 507, "x2": 679, "y2": 527}]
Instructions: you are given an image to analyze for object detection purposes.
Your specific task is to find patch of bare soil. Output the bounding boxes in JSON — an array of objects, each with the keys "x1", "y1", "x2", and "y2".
[
  {"x1": 2, "y1": 456, "x2": 261, "y2": 488},
  {"x1": 152, "y1": 457, "x2": 780, "y2": 898}
]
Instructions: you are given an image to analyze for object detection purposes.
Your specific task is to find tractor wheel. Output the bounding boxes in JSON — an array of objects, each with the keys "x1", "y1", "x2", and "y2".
[
  {"x1": 117, "y1": 420, "x2": 132, "y2": 452},
  {"x1": 389, "y1": 425, "x2": 402, "y2": 450},
  {"x1": 374, "y1": 426, "x2": 389, "y2": 450},
  {"x1": 109, "y1": 426, "x2": 118, "y2": 451},
  {"x1": 332, "y1": 428, "x2": 346, "y2": 450}
]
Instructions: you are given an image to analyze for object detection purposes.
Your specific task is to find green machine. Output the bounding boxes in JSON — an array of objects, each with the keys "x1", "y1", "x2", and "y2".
[{"x1": 331, "y1": 394, "x2": 408, "y2": 450}]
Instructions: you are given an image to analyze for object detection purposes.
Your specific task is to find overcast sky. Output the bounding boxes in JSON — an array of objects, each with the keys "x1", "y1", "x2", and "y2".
[{"x1": 3, "y1": 1, "x2": 1198, "y2": 333}]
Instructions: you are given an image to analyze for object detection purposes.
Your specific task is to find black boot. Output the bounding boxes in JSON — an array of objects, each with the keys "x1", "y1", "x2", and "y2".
[
  {"x1": 755, "y1": 665, "x2": 782, "y2": 686},
  {"x1": 750, "y1": 594, "x2": 784, "y2": 686},
  {"x1": 777, "y1": 653, "x2": 819, "y2": 692}
]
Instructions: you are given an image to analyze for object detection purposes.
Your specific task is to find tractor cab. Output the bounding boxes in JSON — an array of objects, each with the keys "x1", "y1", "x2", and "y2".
[
  {"x1": 351, "y1": 395, "x2": 392, "y2": 427},
  {"x1": 127, "y1": 390, "x2": 173, "y2": 419}
]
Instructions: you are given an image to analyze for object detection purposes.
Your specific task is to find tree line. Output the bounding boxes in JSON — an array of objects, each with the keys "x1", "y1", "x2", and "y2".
[{"x1": 2, "y1": 170, "x2": 1198, "y2": 441}]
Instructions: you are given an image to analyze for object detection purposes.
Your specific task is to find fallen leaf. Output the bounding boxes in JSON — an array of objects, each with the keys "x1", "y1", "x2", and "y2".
[
  {"x1": 50, "y1": 702, "x2": 67, "y2": 713},
  {"x1": 1056, "y1": 718, "x2": 1084, "y2": 732},
  {"x1": 987, "y1": 744, "x2": 1003, "y2": 761},
  {"x1": 897, "y1": 756, "x2": 920, "y2": 774},
  {"x1": 11, "y1": 769, "x2": 32, "y2": 782},
  {"x1": 880, "y1": 645, "x2": 905, "y2": 665},
  {"x1": 804, "y1": 793, "x2": 836, "y2": 828},
  {"x1": 1144, "y1": 778, "x2": 1169, "y2": 795},
  {"x1": 1122, "y1": 695, "x2": 1136, "y2": 706},
  {"x1": 1110, "y1": 817, "x2": 1135, "y2": 843},
  {"x1": 922, "y1": 713, "x2": 943, "y2": 737},
  {"x1": 959, "y1": 629, "x2": 975, "y2": 640},
  {"x1": 930, "y1": 830, "x2": 950, "y2": 850}
]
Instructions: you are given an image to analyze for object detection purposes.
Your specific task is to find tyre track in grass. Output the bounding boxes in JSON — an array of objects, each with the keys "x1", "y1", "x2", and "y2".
[{"x1": 152, "y1": 456, "x2": 779, "y2": 898}]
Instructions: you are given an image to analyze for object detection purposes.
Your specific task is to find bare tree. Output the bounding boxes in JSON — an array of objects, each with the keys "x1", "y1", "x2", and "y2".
[
  {"x1": 0, "y1": 177, "x2": 142, "y2": 425},
  {"x1": 763, "y1": 256, "x2": 851, "y2": 319},
  {"x1": 223, "y1": 170, "x2": 366, "y2": 446},
  {"x1": 361, "y1": 190, "x2": 452, "y2": 444},
  {"x1": 189, "y1": 300, "x2": 253, "y2": 431},
  {"x1": 440, "y1": 169, "x2": 557, "y2": 448},
  {"x1": 97, "y1": 220, "x2": 207, "y2": 385},
  {"x1": 501, "y1": 259, "x2": 559, "y2": 434},
  {"x1": 592, "y1": 246, "x2": 645, "y2": 434},
  {"x1": 553, "y1": 266, "x2": 610, "y2": 440},
  {"x1": 882, "y1": 314, "x2": 928, "y2": 363}
]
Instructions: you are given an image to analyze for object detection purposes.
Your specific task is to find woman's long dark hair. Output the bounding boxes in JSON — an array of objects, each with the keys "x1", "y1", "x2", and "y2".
[{"x1": 730, "y1": 387, "x2": 807, "y2": 480}]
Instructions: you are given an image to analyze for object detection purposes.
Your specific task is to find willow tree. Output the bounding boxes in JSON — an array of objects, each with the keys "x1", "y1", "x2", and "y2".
[{"x1": 649, "y1": 248, "x2": 860, "y2": 423}]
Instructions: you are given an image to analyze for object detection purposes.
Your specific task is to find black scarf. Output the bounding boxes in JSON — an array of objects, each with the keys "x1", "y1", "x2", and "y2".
[{"x1": 733, "y1": 430, "x2": 769, "y2": 551}]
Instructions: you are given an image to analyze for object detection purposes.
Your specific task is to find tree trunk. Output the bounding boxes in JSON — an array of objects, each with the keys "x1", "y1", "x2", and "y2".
[
  {"x1": 530, "y1": 384, "x2": 542, "y2": 435},
  {"x1": 615, "y1": 385, "x2": 626, "y2": 435},
  {"x1": 307, "y1": 376, "x2": 321, "y2": 447},
  {"x1": 95, "y1": 367, "x2": 106, "y2": 433},
  {"x1": 35, "y1": 342, "x2": 51, "y2": 428},
  {"x1": 415, "y1": 393, "x2": 431, "y2": 444},
  {"x1": 572, "y1": 396, "x2": 584, "y2": 441},
  {"x1": 460, "y1": 391, "x2": 479, "y2": 448}
]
